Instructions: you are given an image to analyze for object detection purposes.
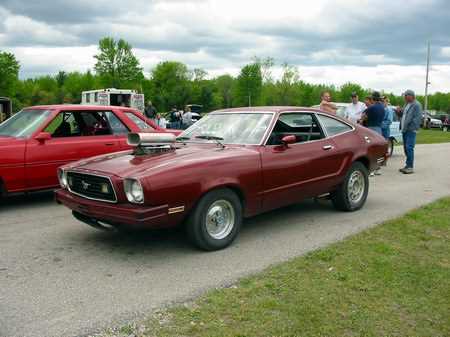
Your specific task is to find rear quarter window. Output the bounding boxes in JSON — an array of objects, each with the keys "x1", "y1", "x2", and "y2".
[{"x1": 317, "y1": 114, "x2": 352, "y2": 136}]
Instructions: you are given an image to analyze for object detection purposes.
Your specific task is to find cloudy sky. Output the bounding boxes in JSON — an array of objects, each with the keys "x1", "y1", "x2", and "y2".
[{"x1": 1, "y1": 0, "x2": 449, "y2": 94}]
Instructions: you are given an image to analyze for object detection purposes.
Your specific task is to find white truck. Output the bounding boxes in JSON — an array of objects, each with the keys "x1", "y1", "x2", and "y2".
[{"x1": 81, "y1": 88, "x2": 145, "y2": 113}]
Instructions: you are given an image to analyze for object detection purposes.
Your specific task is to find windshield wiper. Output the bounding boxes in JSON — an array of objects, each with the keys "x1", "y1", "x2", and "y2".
[
  {"x1": 195, "y1": 135, "x2": 225, "y2": 148},
  {"x1": 176, "y1": 136, "x2": 191, "y2": 141}
]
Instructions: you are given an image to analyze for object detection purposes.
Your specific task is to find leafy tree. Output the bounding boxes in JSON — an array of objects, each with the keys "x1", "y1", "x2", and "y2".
[
  {"x1": 94, "y1": 37, "x2": 143, "y2": 88},
  {"x1": 215, "y1": 75, "x2": 235, "y2": 108},
  {"x1": 235, "y1": 62, "x2": 262, "y2": 106},
  {"x1": 0, "y1": 51, "x2": 20, "y2": 98},
  {"x1": 253, "y1": 56, "x2": 275, "y2": 83},
  {"x1": 276, "y1": 63, "x2": 300, "y2": 105},
  {"x1": 338, "y1": 83, "x2": 366, "y2": 102},
  {"x1": 150, "y1": 61, "x2": 192, "y2": 111}
]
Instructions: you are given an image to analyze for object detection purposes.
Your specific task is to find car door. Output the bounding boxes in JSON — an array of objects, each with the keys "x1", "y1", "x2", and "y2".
[
  {"x1": 25, "y1": 109, "x2": 123, "y2": 190},
  {"x1": 260, "y1": 112, "x2": 348, "y2": 211}
]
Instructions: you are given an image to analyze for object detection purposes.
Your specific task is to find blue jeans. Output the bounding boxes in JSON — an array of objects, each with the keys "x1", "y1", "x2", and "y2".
[
  {"x1": 402, "y1": 131, "x2": 416, "y2": 168},
  {"x1": 382, "y1": 127, "x2": 390, "y2": 139}
]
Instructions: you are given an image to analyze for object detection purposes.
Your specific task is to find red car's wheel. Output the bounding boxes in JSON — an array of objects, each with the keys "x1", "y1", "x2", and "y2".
[
  {"x1": 186, "y1": 188, "x2": 242, "y2": 251},
  {"x1": 331, "y1": 162, "x2": 369, "y2": 212}
]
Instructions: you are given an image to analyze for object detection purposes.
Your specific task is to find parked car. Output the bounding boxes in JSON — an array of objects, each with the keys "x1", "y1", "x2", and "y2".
[
  {"x1": 56, "y1": 107, "x2": 388, "y2": 251},
  {"x1": 422, "y1": 113, "x2": 443, "y2": 129},
  {"x1": 0, "y1": 105, "x2": 180, "y2": 197}
]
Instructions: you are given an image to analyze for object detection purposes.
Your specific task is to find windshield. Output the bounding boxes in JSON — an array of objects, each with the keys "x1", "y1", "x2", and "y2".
[
  {"x1": 0, "y1": 109, "x2": 52, "y2": 138},
  {"x1": 180, "y1": 113, "x2": 273, "y2": 145}
]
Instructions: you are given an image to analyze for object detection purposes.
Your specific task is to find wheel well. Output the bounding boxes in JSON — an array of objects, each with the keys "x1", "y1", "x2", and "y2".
[
  {"x1": 354, "y1": 157, "x2": 370, "y2": 170},
  {"x1": 223, "y1": 185, "x2": 246, "y2": 208},
  {"x1": 195, "y1": 185, "x2": 246, "y2": 210}
]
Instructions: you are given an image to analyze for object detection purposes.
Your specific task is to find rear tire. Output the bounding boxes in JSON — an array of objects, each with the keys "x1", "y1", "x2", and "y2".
[
  {"x1": 331, "y1": 162, "x2": 369, "y2": 212},
  {"x1": 186, "y1": 189, "x2": 242, "y2": 251}
]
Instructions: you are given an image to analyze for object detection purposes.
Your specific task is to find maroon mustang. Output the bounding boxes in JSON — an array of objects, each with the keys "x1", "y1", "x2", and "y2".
[{"x1": 55, "y1": 107, "x2": 388, "y2": 251}]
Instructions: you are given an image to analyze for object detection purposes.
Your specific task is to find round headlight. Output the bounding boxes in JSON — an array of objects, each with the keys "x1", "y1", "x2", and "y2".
[
  {"x1": 124, "y1": 179, "x2": 144, "y2": 204},
  {"x1": 58, "y1": 169, "x2": 67, "y2": 188}
]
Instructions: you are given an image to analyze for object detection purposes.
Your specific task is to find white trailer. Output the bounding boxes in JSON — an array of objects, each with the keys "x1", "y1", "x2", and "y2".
[{"x1": 81, "y1": 88, "x2": 145, "y2": 113}]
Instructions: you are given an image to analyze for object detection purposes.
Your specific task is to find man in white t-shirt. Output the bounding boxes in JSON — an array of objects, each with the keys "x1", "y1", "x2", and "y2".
[{"x1": 345, "y1": 92, "x2": 367, "y2": 123}]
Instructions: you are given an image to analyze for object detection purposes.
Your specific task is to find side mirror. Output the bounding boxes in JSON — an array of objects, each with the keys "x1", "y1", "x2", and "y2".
[
  {"x1": 281, "y1": 135, "x2": 296, "y2": 146},
  {"x1": 35, "y1": 132, "x2": 51, "y2": 143}
]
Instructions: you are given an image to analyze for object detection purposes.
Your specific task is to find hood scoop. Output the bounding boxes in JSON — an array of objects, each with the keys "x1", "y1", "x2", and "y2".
[{"x1": 127, "y1": 132, "x2": 177, "y2": 156}]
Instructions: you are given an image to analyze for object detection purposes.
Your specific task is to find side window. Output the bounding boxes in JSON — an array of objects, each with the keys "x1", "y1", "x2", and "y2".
[
  {"x1": 105, "y1": 111, "x2": 129, "y2": 134},
  {"x1": 125, "y1": 112, "x2": 155, "y2": 130},
  {"x1": 317, "y1": 115, "x2": 352, "y2": 136},
  {"x1": 45, "y1": 112, "x2": 78, "y2": 137},
  {"x1": 267, "y1": 113, "x2": 324, "y2": 145},
  {"x1": 79, "y1": 111, "x2": 113, "y2": 136}
]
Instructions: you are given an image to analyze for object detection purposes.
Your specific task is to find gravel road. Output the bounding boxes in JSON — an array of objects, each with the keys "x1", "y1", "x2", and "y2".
[{"x1": 1, "y1": 143, "x2": 449, "y2": 337}]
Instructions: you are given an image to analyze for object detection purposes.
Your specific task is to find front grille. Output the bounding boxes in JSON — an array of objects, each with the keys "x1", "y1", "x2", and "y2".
[{"x1": 67, "y1": 171, "x2": 117, "y2": 203}]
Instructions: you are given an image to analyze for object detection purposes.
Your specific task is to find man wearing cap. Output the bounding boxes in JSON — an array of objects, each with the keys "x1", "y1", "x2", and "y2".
[
  {"x1": 363, "y1": 91, "x2": 385, "y2": 175},
  {"x1": 345, "y1": 92, "x2": 366, "y2": 123},
  {"x1": 365, "y1": 91, "x2": 385, "y2": 135},
  {"x1": 399, "y1": 89, "x2": 422, "y2": 174}
]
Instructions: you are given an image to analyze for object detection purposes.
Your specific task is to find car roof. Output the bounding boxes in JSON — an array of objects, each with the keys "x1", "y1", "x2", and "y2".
[
  {"x1": 24, "y1": 104, "x2": 138, "y2": 112},
  {"x1": 212, "y1": 106, "x2": 326, "y2": 114}
]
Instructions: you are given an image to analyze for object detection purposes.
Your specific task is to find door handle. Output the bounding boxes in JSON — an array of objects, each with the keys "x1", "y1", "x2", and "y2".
[
  {"x1": 104, "y1": 143, "x2": 115, "y2": 146},
  {"x1": 322, "y1": 145, "x2": 334, "y2": 150}
]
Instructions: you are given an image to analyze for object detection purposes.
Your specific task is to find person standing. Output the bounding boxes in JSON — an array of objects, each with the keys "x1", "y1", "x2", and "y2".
[
  {"x1": 345, "y1": 92, "x2": 366, "y2": 123},
  {"x1": 399, "y1": 90, "x2": 422, "y2": 174},
  {"x1": 364, "y1": 92, "x2": 385, "y2": 176},
  {"x1": 144, "y1": 100, "x2": 157, "y2": 120},
  {"x1": 182, "y1": 106, "x2": 193, "y2": 129},
  {"x1": 365, "y1": 92, "x2": 385, "y2": 135},
  {"x1": 319, "y1": 91, "x2": 338, "y2": 114},
  {"x1": 169, "y1": 107, "x2": 179, "y2": 129},
  {"x1": 381, "y1": 96, "x2": 394, "y2": 139},
  {"x1": 155, "y1": 113, "x2": 167, "y2": 128}
]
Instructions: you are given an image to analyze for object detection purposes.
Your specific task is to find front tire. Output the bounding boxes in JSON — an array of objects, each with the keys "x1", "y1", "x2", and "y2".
[
  {"x1": 331, "y1": 162, "x2": 369, "y2": 211},
  {"x1": 186, "y1": 189, "x2": 242, "y2": 251}
]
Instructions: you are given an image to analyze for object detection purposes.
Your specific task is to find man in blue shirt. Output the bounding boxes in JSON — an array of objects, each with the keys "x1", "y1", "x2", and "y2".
[{"x1": 366, "y1": 91, "x2": 385, "y2": 135}]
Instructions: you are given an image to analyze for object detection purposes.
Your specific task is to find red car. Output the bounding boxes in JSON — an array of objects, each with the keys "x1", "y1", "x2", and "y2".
[
  {"x1": 56, "y1": 107, "x2": 388, "y2": 251},
  {"x1": 0, "y1": 105, "x2": 180, "y2": 196}
]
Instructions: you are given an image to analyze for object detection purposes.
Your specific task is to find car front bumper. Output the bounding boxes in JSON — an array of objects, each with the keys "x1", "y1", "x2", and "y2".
[{"x1": 55, "y1": 189, "x2": 172, "y2": 230}]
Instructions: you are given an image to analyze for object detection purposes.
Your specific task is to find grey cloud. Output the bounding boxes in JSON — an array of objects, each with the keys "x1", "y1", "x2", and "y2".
[
  {"x1": 2, "y1": 0, "x2": 450, "y2": 78},
  {"x1": 239, "y1": 0, "x2": 450, "y2": 65}
]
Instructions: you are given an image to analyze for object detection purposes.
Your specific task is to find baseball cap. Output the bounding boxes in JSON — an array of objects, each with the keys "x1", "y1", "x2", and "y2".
[
  {"x1": 371, "y1": 91, "x2": 382, "y2": 100},
  {"x1": 403, "y1": 89, "x2": 415, "y2": 97}
]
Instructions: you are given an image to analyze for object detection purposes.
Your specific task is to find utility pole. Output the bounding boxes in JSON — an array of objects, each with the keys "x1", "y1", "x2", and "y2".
[{"x1": 424, "y1": 41, "x2": 431, "y2": 112}]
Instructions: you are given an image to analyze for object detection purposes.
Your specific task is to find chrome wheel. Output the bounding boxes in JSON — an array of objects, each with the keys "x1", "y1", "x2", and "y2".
[
  {"x1": 347, "y1": 170, "x2": 365, "y2": 204},
  {"x1": 205, "y1": 200, "x2": 235, "y2": 240}
]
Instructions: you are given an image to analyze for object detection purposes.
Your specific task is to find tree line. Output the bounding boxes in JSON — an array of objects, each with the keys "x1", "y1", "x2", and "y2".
[{"x1": 1, "y1": 37, "x2": 449, "y2": 114}]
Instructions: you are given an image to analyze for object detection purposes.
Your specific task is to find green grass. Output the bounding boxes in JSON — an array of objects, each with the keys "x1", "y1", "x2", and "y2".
[
  {"x1": 104, "y1": 198, "x2": 450, "y2": 337},
  {"x1": 416, "y1": 129, "x2": 450, "y2": 144}
]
